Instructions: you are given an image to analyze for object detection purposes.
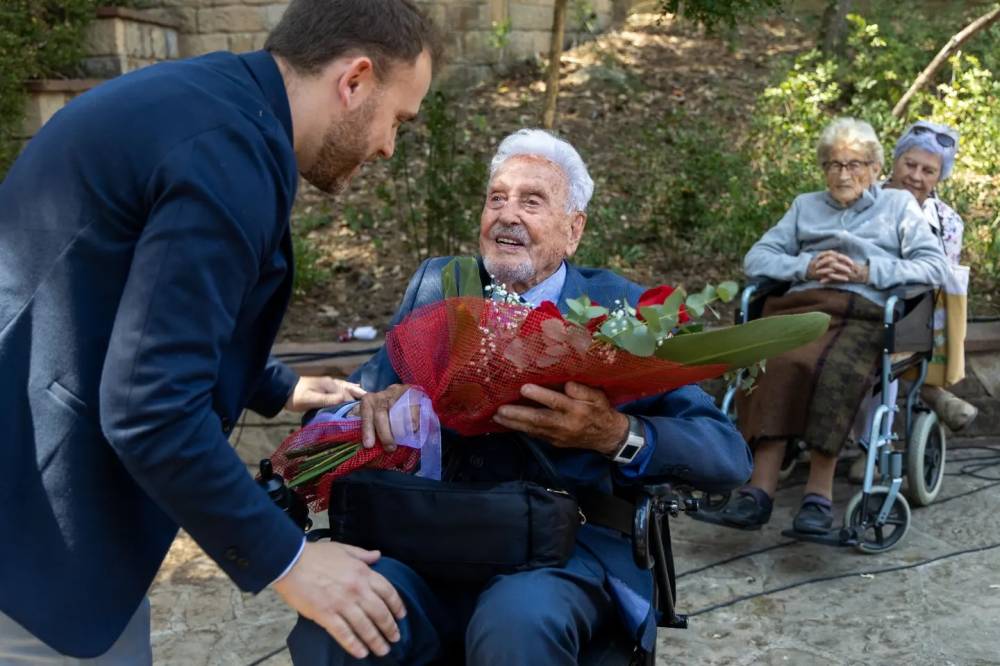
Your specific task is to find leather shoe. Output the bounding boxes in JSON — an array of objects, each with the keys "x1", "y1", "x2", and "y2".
[
  {"x1": 792, "y1": 502, "x2": 833, "y2": 534},
  {"x1": 717, "y1": 491, "x2": 772, "y2": 530}
]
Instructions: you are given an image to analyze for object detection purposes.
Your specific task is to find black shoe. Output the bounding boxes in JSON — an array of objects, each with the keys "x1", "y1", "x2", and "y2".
[
  {"x1": 691, "y1": 490, "x2": 772, "y2": 531},
  {"x1": 792, "y1": 502, "x2": 834, "y2": 535}
]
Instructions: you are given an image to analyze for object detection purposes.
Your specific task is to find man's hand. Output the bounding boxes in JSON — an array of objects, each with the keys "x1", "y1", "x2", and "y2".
[
  {"x1": 273, "y1": 541, "x2": 405, "y2": 660},
  {"x1": 806, "y1": 250, "x2": 869, "y2": 284},
  {"x1": 352, "y1": 383, "x2": 413, "y2": 451},
  {"x1": 285, "y1": 376, "x2": 366, "y2": 413},
  {"x1": 492, "y1": 382, "x2": 629, "y2": 455}
]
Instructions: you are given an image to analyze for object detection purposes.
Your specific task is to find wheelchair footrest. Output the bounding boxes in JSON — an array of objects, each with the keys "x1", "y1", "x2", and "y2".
[{"x1": 780, "y1": 527, "x2": 858, "y2": 547}]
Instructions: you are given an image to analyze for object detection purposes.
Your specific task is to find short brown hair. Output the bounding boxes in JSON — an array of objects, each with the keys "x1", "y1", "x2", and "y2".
[{"x1": 264, "y1": 0, "x2": 442, "y2": 79}]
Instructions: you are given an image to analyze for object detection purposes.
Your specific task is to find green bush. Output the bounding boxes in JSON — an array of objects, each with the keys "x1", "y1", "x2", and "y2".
[
  {"x1": 705, "y1": 10, "x2": 1000, "y2": 306},
  {"x1": 0, "y1": 0, "x2": 132, "y2": 175},
  {"x1": 377, "y1": 91, "x2": 489, "y2": 260}
]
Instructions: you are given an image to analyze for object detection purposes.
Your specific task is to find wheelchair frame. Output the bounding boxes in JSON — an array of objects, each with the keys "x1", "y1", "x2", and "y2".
[{"x1": 719, "y1": 280, "x2": 947, "y2": 553}]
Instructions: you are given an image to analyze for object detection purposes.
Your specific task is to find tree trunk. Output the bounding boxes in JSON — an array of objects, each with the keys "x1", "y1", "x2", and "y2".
[
  {"x1": 892, "y1": 3, "x2": 1000, "y2": 119},
  {"x1": 542, "y1": 0, "x2": 569, "y2": 130},
  {"x1": 818, "y1": 0, "x2": 853, "y2": 58}
]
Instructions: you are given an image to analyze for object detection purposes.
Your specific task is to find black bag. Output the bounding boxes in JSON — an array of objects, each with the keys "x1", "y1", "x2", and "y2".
[{"x1": 327, "y1": 469, "x2": 581, "y2": 584}]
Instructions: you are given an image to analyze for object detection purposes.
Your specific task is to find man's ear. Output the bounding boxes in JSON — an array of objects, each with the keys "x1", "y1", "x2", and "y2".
[
  {"x1": 564, "y1": 212, "x2": 587, "y2": 258},
  {"x1": 335, "y1": 56, "x2": 376, "y2": 111}
]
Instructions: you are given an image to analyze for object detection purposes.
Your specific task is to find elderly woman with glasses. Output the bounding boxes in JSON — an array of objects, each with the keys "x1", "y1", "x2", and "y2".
[{"x1": 707, "y1": 117, "x2": 949, "y2": 534}]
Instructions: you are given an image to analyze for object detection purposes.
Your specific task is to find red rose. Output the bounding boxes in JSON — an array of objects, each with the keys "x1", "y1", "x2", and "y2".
[
  {"x1": 637, "y1": 285, "x2": 691, "y2": 324},
  {"x1": 585, "y1": 314, "x2": 608, "y2": 334},
  {"x1": 520, "y1": 299, "x2": 564, "y2": 335}
]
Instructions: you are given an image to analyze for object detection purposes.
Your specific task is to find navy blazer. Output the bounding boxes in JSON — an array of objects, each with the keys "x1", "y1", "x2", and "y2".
[
  {"x1": 0, "y1": 51, "x2": 305, "y2": 657},
  {"x1": 349, "y1": 257, "x2": 753, "y2": 649}
]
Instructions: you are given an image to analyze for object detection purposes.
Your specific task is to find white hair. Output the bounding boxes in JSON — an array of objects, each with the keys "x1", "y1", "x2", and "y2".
[
  {"x1": 817, "y1": 117, "x2": 884, "y2": 169},
  {"x1": 489, "y1": 129, "x2": 594, "y2": 212}
]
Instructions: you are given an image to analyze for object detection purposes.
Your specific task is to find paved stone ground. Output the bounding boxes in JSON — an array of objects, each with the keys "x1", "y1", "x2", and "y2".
[{"x1": 150, "y1": 426, "x2": 1000, "y2": 665}]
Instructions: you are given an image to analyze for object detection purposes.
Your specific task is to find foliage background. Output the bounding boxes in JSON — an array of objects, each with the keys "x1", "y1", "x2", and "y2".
[
  {"x1": 351, "y1": 2, "x2": 999, "y2": 324},
  {"x1": 0, "y1": 0, "x2": 131, "y2": 172}
]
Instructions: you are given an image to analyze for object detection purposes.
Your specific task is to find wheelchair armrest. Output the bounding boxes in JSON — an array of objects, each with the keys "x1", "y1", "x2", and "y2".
[{"x1": 738, "y1": 279, "x2": 791, "y2": 324}]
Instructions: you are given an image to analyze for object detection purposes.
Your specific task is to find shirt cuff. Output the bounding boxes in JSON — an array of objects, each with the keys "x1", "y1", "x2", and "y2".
[
  {"x1": 270, "y1": 537, "x2": 306, "y2": 586},
  {"x1": 309, "y1": 401, "x2": 359, "y2": 424}
]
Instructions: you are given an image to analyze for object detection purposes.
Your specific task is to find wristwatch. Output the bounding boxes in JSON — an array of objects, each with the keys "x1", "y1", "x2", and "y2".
[{"x1": 610, "y1": 415, "x2": 646, "y2": 464}]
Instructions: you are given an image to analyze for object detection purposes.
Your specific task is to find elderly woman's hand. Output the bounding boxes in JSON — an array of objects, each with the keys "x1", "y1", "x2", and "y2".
[{"x1": 807, "y1": 250, "x2": 869, "y2": 284}]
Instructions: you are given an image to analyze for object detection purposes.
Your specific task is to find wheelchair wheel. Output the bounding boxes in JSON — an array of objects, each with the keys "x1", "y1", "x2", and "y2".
[
  {"x1": 903, "y1": 411, "x2": 946, "y2": 507},
  {"x1": 845, "y1": 487, "x2": 911, "y2": 554}
]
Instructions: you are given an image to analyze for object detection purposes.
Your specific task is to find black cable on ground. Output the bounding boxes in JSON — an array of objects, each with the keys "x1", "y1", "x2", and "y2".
[
  {"x1": 677, "y1": 541, "x2": 798, "y2": 579},
  {"x1": 273, "y1": 347, "x2": 382, "y2": 364},
  {"x1": 687, "y1": 540, "x2": 1000, "y2": 618},
  {"x1": 247, "y1": 646, "x2": 287, "y2": 666}
]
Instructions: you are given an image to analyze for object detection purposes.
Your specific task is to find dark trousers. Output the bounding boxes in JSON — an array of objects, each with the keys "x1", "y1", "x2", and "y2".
[{"x1": 286, "y1": 550, "x2": 615, "y2": 666}]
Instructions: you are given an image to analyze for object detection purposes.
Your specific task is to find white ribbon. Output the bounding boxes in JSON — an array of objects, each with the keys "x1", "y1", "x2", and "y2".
[{"x1": 388, "y1": 387, "x2": 442, "y2": 480}]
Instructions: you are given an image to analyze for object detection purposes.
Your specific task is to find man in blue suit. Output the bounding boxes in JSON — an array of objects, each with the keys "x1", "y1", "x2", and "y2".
[
  {"x1": 288, "y1": 129, "x2": 753, "y2": 664},
  {"x1": 0, "y1": 0, "x2": 439, "y2": 662}
]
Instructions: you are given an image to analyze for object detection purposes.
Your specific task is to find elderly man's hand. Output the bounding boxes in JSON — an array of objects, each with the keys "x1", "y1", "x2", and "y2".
[
  {"x1": 272, "y1": 541, "x2": 405, "y2": 660},
  {"x1": 350, "y1": 383, "x2": 414, "y2": 451},
  {"x1": 806, "y1": 250, "x2": 868, "y2": 284},
  {"x1": 491, "y1": 382, "x2": 629, "y2": 455},
  {"x1": 285, "y1": 376, "x2": 367, "y2": 412}
]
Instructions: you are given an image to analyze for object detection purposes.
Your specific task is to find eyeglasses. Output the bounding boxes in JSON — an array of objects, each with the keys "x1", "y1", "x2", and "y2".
[
  {"x1": 910, "y1": 125, "x2": 956, "y2": 148},
  {"x1": 822, "y1": 160, "x2": 872, "y2": 175}
]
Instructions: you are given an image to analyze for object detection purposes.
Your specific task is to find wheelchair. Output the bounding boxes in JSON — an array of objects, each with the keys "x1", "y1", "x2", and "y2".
[
  {"x1": 258, "y1": 458, "x2": 698, "y2": 665},
  {"x1": 716, "y1": 280, "x2": 947, "y2": 553}
]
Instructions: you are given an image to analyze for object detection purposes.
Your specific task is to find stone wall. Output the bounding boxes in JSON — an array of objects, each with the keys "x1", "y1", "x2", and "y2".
[{"x1": 134, "y1": 0, "x2": 631, "y2": 86}]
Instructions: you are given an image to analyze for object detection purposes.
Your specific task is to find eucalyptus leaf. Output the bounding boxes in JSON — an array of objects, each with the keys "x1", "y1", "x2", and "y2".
[
  {"x1": 654, "y1": 312, "x2": 830, "y2": 367},
  {"x1": 639, "y1": 306, "x2": 663, "y2": 334},
  {"x1": 685, "y1": 293, "x2": 706, "y2": 317},
  {"x1": 585, "y1": 305, "x2": 609, "y2": 319},
  {"x1": 717, "y1": 281, "x2": 739, "y2": 302},
  {"x1": 614, "y1": 323, "x2": 656, "y2": 357}
]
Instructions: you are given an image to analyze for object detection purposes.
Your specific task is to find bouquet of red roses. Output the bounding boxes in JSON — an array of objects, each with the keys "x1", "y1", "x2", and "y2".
[{"x1": 271, "y1": 258, "x2": 829, "y2": 510}]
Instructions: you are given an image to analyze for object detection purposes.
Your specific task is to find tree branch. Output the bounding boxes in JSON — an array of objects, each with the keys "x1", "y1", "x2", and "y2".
[
  {"x1": 892, "y1": 3, "x2": 1000, "y2": 119},
  {"x1": 542, "y1": 0, "x2": 568, "y2": 130}
]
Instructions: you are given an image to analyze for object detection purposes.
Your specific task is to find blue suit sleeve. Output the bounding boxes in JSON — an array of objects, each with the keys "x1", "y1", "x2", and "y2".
[
  {"x1": 248, "y1": 355, "x2": 298, "y2": 417},
  {"x1": 99, "y1": 124, "x2": 302, "y2": 592},
  {"x1": 619, "y1": 385, "x2": 752, "y2": 493}
]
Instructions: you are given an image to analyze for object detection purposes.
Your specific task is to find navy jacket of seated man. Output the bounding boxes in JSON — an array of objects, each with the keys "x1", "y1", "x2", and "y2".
[
  {"x1": 289, "y1": 256, "x2": 753, "y2": 663},
  {"x1": 0, "y1": 51, "x2": 307, "y2": 657}
]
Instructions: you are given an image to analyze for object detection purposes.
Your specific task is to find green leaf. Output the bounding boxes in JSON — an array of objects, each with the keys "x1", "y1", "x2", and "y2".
[
  {"x1": 717, "y1": 281, "x2": 739, "y2": 303},
  {"x1": 566, "y1": 296, "x2": 588, "y2": 315},
  {"x1": 685, "y1": 293, "x2": 707, "y2": 317},
  {"x1": 441, "y1": 256, "x2": 483, "y2": 298},
  {"x1": 614, "y1": 323, "x2": 657, "y2": 357},
  {"x1": 585, "y1": 305, "x2": 609, "y2": 319},
  {"x1": 654, "y1": 312, "x2": 830, "y2": 367},
  {"x1": 639, "y1": 306, "x2": 663, "y2": 334}
]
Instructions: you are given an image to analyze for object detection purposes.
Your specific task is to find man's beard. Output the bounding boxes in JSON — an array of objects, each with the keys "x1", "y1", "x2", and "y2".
[
  {"x1": 483, "y1": 255, "x2": 536, "y2": 291},
  {"x1": 302, "y1": 94, "x2": 378, "y2": 194},
  {"x1": 483, "y1": 223, "x2": 537, "y2": 289}
]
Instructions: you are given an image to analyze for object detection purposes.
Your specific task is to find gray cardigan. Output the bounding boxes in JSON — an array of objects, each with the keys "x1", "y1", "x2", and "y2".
[{"x1": 743, "y1": 186, "x2": 948, "y2": 305}]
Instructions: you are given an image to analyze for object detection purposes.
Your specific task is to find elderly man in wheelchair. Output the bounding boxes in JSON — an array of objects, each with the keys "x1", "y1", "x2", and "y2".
[
  {"x1": 279, "y1": 129, "x2": 752, "y2": 665},
  {"x1": 693, "y1": 117, "x2": 948, "y2": 552}
]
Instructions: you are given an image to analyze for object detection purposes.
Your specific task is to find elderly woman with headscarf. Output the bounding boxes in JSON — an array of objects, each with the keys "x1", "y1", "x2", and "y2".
[
  {"x1": 884, "y1": 121, "x2": 976, "y2": 427},
  {"x1": 845, "y1": 120, "x2": 977, "y2": 482},
  {"x1": 710, "y1": 117, "x2": 949, "y2": 534}
]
